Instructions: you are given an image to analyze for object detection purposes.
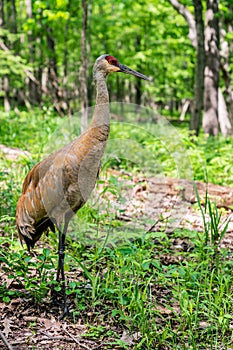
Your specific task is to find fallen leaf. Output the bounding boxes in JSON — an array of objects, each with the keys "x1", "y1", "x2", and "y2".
[
  {"x1": 43, "y1": 316, "x2": 61, "y2": 331},
  {"x1": 3, "y1": 317, "x2": 12, "y2": 338},
  {"x1": 120, "y1": 330, "x2": 141, "y2": 345}
]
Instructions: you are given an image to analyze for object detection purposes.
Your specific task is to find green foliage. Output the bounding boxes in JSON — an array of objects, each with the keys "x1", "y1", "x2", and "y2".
[
  {"x1": 194, "y1": 183, "x2": 230, "y2": 249},
  {"x1": 0, "y1": 235, "x2": 57, "y2": 303},
  {"x1": 1, "y1": 0, "x2": 233, "y2": 128},
  {"x1": 0, "y1": 109, "x2": 60, "y2": 151},
  {"x1": 0, "y1": 109, "x2": 60, "y2": 216},
  {"x1": 90, "y1": 0, "x2": 194, "y2": 104},
  {"x1": 185, "y1": 134, "x2": 233, "y2": 186},
  {"x1": 0, "y1": 50, "x2": 27, "y2": 78},
  {"x1": 106, "y1": 114, "x2": 233, "y2": 186},
  {"x1": 0, "y1": 0, "x2": 198, "y2": 110},
  {"x1": 0, "y1": 29, "x2": 30, "y2": 87}
]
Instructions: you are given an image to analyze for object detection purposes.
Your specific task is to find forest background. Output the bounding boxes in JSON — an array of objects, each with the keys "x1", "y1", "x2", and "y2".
[{"x1": 1, "y1": 0, "x2": 233, "y2": 136}]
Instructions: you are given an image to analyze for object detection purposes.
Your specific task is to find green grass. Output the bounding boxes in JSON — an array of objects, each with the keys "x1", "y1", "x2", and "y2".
[
  {"x1": 0, "y1": 107, "x2": 60, "y2": 151},
  {"x1": 107, "y1": 120, "x2": 233, "y2": 186},
  {"x1": 1, "y1": 108, "x2": 233, "y2": 349}
]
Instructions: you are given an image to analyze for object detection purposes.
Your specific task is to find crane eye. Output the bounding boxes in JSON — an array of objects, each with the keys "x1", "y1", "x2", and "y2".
[
  {"x1": 110, "y1": 59, "x2": 118, "y2": 66},
  {"x1": 106, "y1": 55, "x2": 118, "y2": 66}
]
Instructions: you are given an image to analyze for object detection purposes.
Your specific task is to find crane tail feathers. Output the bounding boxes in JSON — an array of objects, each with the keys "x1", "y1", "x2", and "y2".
[
  {"x1": 17, "y1": 218, "x2": 56, "y2": 251},
  {"x1": 17, "y1": 226, "x2": 35, "y2": 251}
]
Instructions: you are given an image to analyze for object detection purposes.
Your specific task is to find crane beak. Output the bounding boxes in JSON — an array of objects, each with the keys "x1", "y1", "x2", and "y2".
[{"x1": 118, "y1": 63, "x2": 151, "y2": 81}]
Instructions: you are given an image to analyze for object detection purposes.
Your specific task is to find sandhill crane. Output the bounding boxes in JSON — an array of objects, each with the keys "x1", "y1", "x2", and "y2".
[{"x1": 16, "y1": 54, "x2": 150, "y2": 318}]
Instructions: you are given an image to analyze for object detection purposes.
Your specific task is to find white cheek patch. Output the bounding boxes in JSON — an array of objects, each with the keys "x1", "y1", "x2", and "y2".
[{"x1": 109, "y1": 65, "x2": 121, "y2": 72}]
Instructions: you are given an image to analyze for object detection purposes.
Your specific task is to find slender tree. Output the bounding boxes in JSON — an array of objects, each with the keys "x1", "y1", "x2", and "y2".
[
  {"x1": 62, "y1": 0, "x2": 71, "y2": 114},
  {"x1": 0, "y1": 0, "x2": 10, "y2": 112},
  {"x1": 190, "y1": 0, "x2": 205, "y2": 135},
  {"x1": 46, "y1": 25, "x2": 67, "y2": 115},
  {"x1": 168, "y1": 0, "x2": 197, "y2": 47},
  {"x1": 219, "y1": 5, "x2": 233, "y2": 135},
  {"x1": 169, "y1": 0, "x2": 203, "y2": 134},
  {"x1": 203, "y1": 0, "x2": 220, "y2": 136},
  {"x1": 26, "y1": 0, "x2": 40, "y2": 104},
  {"x1": 135, "y1": 35, "x2": 142, "y2": 112},
  {"x1": 80, "y1": 0, "x2": 88, "y2": 132},
  {"x1": 9, "y1": 0, "x2": 17, "y2": 35},
  {"x1": 0, "y1": 0, "x2": 3, "y2": 26}
]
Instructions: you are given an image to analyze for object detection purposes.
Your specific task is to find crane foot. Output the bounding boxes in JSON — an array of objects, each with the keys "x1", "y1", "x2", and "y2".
[
  {"x1": 51, "y1": 288, "x2": 70, "y2": 319},
  {"x1": 59, "y1": 303, "x2": 70, "y2": 320},
  {"x1": 51, "y1": 286, "x2": 61, "y2": 305}
]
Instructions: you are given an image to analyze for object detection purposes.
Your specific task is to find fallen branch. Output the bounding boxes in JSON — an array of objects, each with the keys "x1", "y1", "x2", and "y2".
[
  {"x1": 149, "y1": 177, "x2": 233, "y2": 210},
  {"x1": 0, "y1": 330, "x2": 14, "y2": 350},
  {"x1": 93, "y1": 343, "x2": 112, "y2": 350},
  {"x1": 146, "y1": 218, "x2": 168, "y2": 233},
  {"x1": 62, "y1": 325, "x2": 90, "y2": 350}
]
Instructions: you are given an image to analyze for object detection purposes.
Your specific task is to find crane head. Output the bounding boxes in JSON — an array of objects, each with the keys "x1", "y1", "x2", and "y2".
[{"x1": 94, "y1": 54, "x2": 151, "y2": 81}]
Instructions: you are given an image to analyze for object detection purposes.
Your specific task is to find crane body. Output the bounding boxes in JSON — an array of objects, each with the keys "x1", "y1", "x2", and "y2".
[
  {"x1": 16, "y1": 125, "x2": 108, "y2": 249},
  {"x1": 16, "y1": 54, "x2": 150, "y2": 317}
]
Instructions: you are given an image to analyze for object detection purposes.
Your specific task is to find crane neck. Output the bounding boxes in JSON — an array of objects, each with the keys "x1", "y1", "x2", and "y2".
[{"x1": 89, "y1": 71, "x2": 110, "y2": 132}]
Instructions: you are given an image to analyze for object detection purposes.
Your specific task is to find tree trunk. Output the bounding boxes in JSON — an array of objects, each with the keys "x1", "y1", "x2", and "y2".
[
  {"x1": 219, "y1": 27, "x2": 233, "y2": 134},
  {"x1": 80, "y1": 0, "x2": 88, "y2": 132},
  {"x1": 4, "y1": 74, "x2": 10, "y2": 112},
  {"x1": 9, "y1": 0, "x2": 17, "y2": 34},
  {"x1": 169, "y1": 0, "x2": 229, "y2": 137},
  {"x1": 0, "y1": 0, "x2": 10, "y2": 112},
  {"x1": 218, "y1": 88, "x2": 231, "y2": 136},
  {"x1": 62, "y1": 0, "x2": 71, "y2": 115},
  {"x1": 0, "y1": 0, "x2": 4, "y2": 27},
  {"x1": 26, "y1": 0, "x2": 41, "y2": 104},
  {"x1": 203, "y1": 0, "x2": 220, "y2": 136},
  {"x1": 87, "y1": 0, "x2": 94, "y2": 107},
  {"x1": 190, "y1": 0, "x2": 205, "y2": 136},
  {"x1": 46, "y1": 25, "x2": 67, "y2": 114},
  {"x1": 46, "y1": 25, "x2": 58, "y2": 94},
  {"x1": 135, "y1": 36, "x2": 142, "y2": 112},
  {"x1": 168, "y1": 0, "x2": 197, "y2": 47}
]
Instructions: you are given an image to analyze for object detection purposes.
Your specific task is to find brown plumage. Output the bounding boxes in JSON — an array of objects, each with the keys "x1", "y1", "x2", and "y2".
[{"x1": 16, "y1": 54, "x2": 150, "y2": 317}]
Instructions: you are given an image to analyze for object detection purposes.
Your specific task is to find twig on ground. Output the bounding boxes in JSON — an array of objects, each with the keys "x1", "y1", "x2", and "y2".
[
  {"x1": 92, "y1": 343, "x2": 111, "y2": 350},
  {"x1": 0, "y1": 330, "x2": 14, "y2": 350},
  {"x1": 38, "y1": 330, "x2": 70, "y2": 341},
  {"x1": 146, "y1": 219, "x2": 160, "y2": 233},
  {"x1": 62, "y1": 325, "x2": 90, "y2": 350},
  {"x1": 39, "y1": 335, "x2": 72, "y2": 342},
  {"x1": 23, "y1": 316, "x2": 46, "y2": 323}
]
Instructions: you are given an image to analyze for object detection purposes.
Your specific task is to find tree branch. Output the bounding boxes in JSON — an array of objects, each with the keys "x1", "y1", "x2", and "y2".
[
  {"x1": 0, "y1": 41, "x2": 39, "y2": 85},
  {"x1": 168, "y1": 0, "x2": 197, "y2": 48},
  {"x1": 0, "y1": 330, "x2": 14, "y2": 350}
]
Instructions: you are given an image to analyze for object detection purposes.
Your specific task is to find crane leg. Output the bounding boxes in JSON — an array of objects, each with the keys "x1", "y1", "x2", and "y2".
[{"x1": 52, "y1": 222, "x2": 69, "y2": 319}]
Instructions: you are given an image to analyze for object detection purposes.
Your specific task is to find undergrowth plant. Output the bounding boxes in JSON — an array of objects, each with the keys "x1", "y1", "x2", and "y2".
[{"x1": 194, "y1": 182, "x2": 230, "y2": 260}]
